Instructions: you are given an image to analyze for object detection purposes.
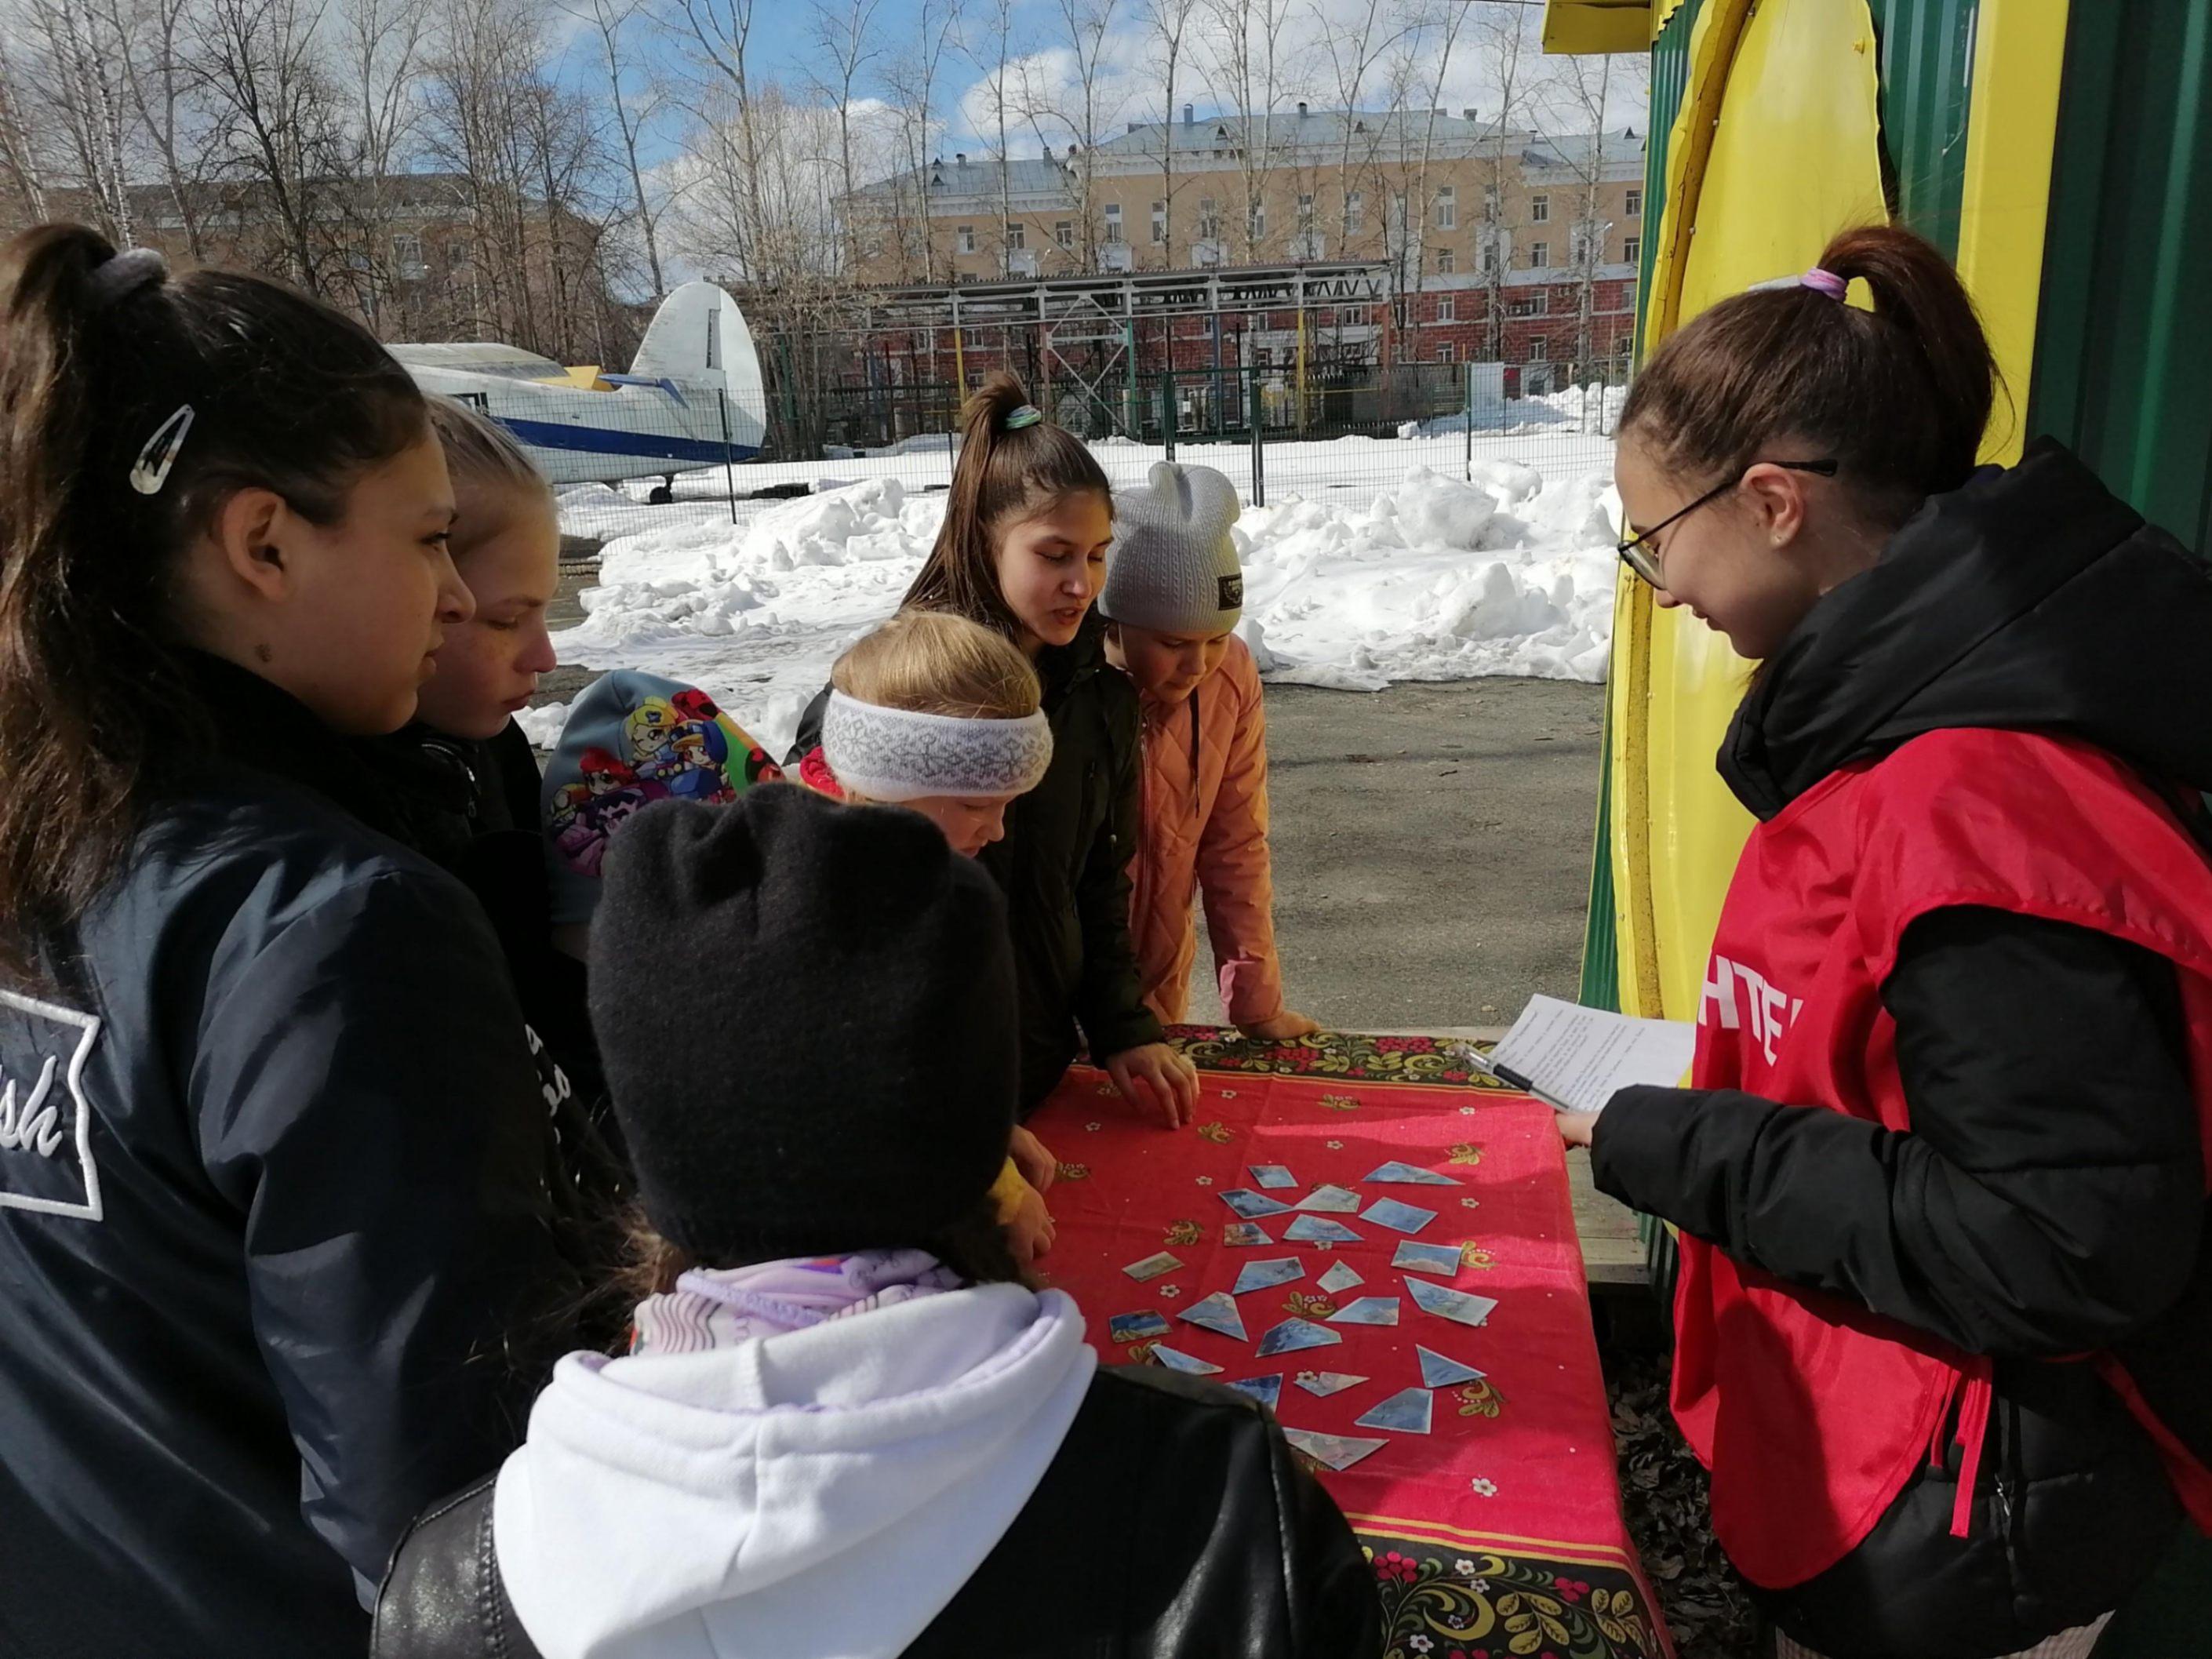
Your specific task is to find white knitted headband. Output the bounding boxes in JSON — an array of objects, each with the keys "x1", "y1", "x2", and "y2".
[{"x1": 821, "y1": 690, "x2": 1053, "y2": 803}]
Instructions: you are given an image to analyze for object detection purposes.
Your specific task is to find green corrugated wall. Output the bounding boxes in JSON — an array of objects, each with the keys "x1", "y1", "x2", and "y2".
[{"x1": 2029, "y1": 1, "x2": 2212, "y2": 555}]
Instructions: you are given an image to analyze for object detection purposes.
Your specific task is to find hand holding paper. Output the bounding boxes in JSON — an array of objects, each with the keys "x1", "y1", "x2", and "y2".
[{"x1": 1468, "y1": 995, "x2": 1696, "y2": 1115}]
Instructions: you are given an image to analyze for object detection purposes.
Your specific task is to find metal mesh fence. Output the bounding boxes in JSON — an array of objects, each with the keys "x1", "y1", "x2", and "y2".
[{"x1": 528, "y1": 358, "x2": 1631, "y2": 553}]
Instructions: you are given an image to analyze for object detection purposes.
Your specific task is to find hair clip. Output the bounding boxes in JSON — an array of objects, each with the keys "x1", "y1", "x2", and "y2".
[
  {"x1": 129, "y1": 404, "x2": 195, "y2": 495},
  {"x1": 1002, "y1": 405, "x2": 1043, "y2": 431}
]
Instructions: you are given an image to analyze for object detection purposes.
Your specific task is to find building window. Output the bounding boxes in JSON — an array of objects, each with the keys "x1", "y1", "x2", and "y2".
[
  {"x1": 1006, "y1": 221, "x2": 1024, "y2": 250},
  {"x1": 1298, "y1": 192, "x2": 1315, "y2": 229},
  {"x1": 1510, "y1": 293, "x2": 1548, "y2": 318},
  {"x1": 1528, "y1": 241, "x2": 1549, "y2": 269},
  {"x1": 1616, "y1": 333, "x2": 1636, "y2": 358},
  {"x1": 1248, "y1": 202, "x2": 1266, "y2": 239},
  {"x1": 1056, "y1": 220, "x2": 1074, "y2": 249},
  {"x1": 392, "y1": 233, "x2": 422, "y2": 268},
  {"x1": 1624, "y1": 235, "x2": 1641, "y2": 266},
  {"x1": 1529, "y1": 337, "x2": 1548, "y2": 361},
  {"x1": 1438, "y1": 340, "x2": 1457, "y2": 363},
  {"x1": 1436, "y1": 294, "x2": 1456, "y2": 322},
  {"x1": 1199, "y1": 197, "x2": 1220, "y2": 239},
  {"x1": 1339, "y1": 305, "x2": 1368, "y2": 327},
  {"x1": 1345, "y1": 191, "x2": 1364, "y2": 235},
  {"x1": 1435, "y1": 184, "x2": 1457, "y2": 231},
  {"x1": 445, "y1": 240, "x2": 470, "y2": 266},
  {"x1": 1624, "y1": 187, "x2": 1643, "y2": 217},
  {"x1": 957, "y1": 225, "x2": 975, "y2": 254},
  {"x1": 1530, "y1": 194, "x2": 1549, "y2": 224},
  {"x1": 1393, "y1": 297, "x2": 1410, "y2": 330},
  {"x1": 1104, "y1": 202, "x2": 1122, "y2": 243},
  {"x1": 1435, "y1": 247, "x2": 1455, "y2": 275},
  {"x1": 1150, "y1": 200, "x2": 1166, "y2": 242},
  {"x1": 1483, "y1": 245, "x2": 1500, "y2": 276}
]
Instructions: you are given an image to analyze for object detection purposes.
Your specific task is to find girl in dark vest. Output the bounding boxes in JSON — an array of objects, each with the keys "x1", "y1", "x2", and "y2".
[
  {"x1": 1566, "y1": 224, "x2": 2212, "y2": 1659},
  {"x1": 0, "y1": 225, "x2": 570, "y2": 1657},
  {"x1": 788, "y1": 373, "x2": 1199, "y2": 1127}
]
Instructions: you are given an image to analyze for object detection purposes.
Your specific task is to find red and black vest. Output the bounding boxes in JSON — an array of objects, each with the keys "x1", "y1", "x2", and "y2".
[{"x1": 1675, "y1": 726, "x2": 2212, "y2": 1588}]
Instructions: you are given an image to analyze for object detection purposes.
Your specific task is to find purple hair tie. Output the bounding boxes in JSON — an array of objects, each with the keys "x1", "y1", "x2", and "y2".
[{"x1": 1748, "y1": 267, "x2": 1848, "y2": 300}]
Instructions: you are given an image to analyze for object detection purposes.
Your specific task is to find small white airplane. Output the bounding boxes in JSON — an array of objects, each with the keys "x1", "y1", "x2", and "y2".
[{"x1": 390, "y1": 280, "x2": 769, "y2": 500}]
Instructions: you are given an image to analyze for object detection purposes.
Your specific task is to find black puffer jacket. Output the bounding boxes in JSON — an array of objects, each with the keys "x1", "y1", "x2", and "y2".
[
  {"x1": 373, "y1": 1366, "x2": 1382, "y2": 1659},
  {"x1": 0, "y1": 654, "x2": 573, "y2": 1659},
  {"x1": 791, "y1": 610, "x2": 1162, "y2": 1108},
  {"x1": 1595, "y1": 442, "x2": 2212, "y2": 1657}
]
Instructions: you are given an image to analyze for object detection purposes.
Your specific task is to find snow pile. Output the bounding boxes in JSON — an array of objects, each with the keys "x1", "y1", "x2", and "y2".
[
  {"x1": 1403, "y1": 380, "x2": 1628, "y2": 439},
  {"x1": 1233, "y1": 466, "x2": 1617, "y2": 691},
  {"x1": 550, "y1": 456, "x2": 1619, "y2": 758},
  {"x1": 515, "y1": 700, "x2": 571, "y2": 750}
]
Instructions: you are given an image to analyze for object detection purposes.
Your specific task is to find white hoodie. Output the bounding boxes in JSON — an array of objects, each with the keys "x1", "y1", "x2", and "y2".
[{"x1": 491, "y1": 1282, "x2": 1097, "y2": 1659}]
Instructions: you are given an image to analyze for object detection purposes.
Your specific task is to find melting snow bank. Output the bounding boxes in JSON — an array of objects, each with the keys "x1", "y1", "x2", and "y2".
[{"x1": 548, "y1": 462, "x2": 1620, "y2": 759}]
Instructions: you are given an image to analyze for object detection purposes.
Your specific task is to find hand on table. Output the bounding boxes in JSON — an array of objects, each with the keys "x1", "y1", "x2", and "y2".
[
  {"x1": 1009, "y1": 1123, "x2": 1057, "y2": 1192},
  {"x1": 1239, "y1": 1009, "x2": 1321, "y2": 1042},
  {"x1": 1555, "y1": 1110, "x2": 1600, "y2": 1151},
  {"x1": 1005, "y1": 1175, "x2": 1057, "y2": 1266},
  {"x1": 1106, "y1": 1042, "x2": 1200, "y2": 1129}
]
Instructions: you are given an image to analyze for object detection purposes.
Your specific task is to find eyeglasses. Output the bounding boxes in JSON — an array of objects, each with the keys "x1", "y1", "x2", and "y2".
[{"x1": 1615, "y1": 458, "x2": 1839, "y2": 590}]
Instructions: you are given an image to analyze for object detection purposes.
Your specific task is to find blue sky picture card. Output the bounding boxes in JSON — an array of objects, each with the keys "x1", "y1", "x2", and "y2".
[
  {"x1": 1256, "y1": 1317, "x2": 1343, "y2": 1357},
  {"x1": 1360, "y1": 1197, "x2": 1439, "y2": 1235},
  {"x1": 1148, "y1": 1344, "x2": 1224, "y2": 1377},
  {"x1": 1221, "y1": 1221, "x2": 1273, "y2": 1247},
  {"x1": 1282, "y1": 1428, "x2": 1389, "y2": 1472},
  {"x1": 1284, "y1": 1214, "x2": 1363, "y2": 1245},
  {"x1": 1294, "y1": 1183, "x2": 1362, "y2": 1213},
  {"x1": 1326, "y1": 1296, "x2": 1399, "y2": 1326},
  {"x1": 1407, "y1": 1277, "x2": 1500, "y2": 1328},
  {"x1": 1355, "y1": 1386, "x2": 1435, "y2": 1435},
  {"x1": 1221, "y1": 1188, "x2": 1293, "y2": 1218},
  {"x1": 1292, "y1": 1370, "x2": 1370, "y2": 1398},
  {"x1": 1232, "y1": 1256, "x2": 1305, "y2": 1295},
  {"x1": 1225, "y1": 1373, "x2": 1282, "y2": 1411},
  {"x1": 1108, "y1": 1311, "x2": 1170, "y2": 1343},
  {"x1": 1248, "y1": 1164, "x2": 1298, "y2": 1189},
  {"x1": 1417, "y1": 1345, "x2": 1486, "y2": 1388},
  {"x1": 1178, "y1": 1292, "x2": 1247, "y2": 1341},
  {"x1": 1362, "y1": 1160, "x2": 1461, "y2": 1187},
  {"x1": 1392, "y1": 1241, "x2": 1464, "y2": 1278},
  {"x1": 1317, "y1": 1262, "x2": 1365, "y2": 1294}
]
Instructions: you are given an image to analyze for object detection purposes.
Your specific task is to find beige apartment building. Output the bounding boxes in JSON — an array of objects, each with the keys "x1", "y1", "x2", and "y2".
[{"x1": 847, "y1": 107, "x2": 1646, "y2": 297}]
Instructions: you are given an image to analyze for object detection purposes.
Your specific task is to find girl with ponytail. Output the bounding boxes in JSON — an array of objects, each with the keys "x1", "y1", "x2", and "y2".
[
  {"x1": 791, "y1": 373, "x2": 1199, "y2": 1126},
  {"x1": 1570, "y1": 223, "x2": 2212, "y2": 1655},
  {"x1": 0, "y1": 224, "x2": 567, "y2": 1656}
]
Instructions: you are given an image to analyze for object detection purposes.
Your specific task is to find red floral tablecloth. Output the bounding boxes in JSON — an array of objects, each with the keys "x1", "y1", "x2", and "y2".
[{"x1": 1028, "y1": 1028, "x2": 1673, "y2": 1659}]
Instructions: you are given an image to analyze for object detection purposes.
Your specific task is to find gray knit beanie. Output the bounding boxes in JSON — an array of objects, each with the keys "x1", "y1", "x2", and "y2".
[{"x1": 1101, "y1": 461, "x2": 1244, "y2": 635}]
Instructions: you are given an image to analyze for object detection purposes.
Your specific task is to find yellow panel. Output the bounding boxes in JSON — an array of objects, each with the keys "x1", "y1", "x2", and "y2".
[
  {"x1": 1955, "y1": 0, "x2": 2071, "y2": 464},
  {"x1": 1608, "y1": 0, "x2": 1887, "y2": 1021},
  {"x1": 1542, "y1": 0, "x2": 1654, "y2": 56}
]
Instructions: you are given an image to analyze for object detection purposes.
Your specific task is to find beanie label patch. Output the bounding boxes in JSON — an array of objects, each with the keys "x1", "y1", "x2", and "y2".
[{"x1": 1218, "y1": 573, "x2": 1244, "y2": 612}]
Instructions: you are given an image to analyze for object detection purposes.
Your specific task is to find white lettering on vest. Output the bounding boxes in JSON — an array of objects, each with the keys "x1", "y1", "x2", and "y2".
[
  {"x1": 0, "y1": 988, "x2": 104, "y2": 1222},
  {"x1": 0, "y1": 1053, "x2": 64, "y2": 1157},
  {"x1": 1698, "y1": 954, "x2": 1797, "y2": 1066}
]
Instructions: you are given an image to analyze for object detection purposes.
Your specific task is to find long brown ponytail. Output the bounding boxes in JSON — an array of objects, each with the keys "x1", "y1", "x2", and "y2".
[
  {"x1": 0, "y1": 223, "x2": 427, "y2": 977},
  {"x1": 902, "y1": 371, "x2": 1111, "y2": 638},
  {"x1": 1620, "y1": 224, "x2": 2002, "y2": 529}
]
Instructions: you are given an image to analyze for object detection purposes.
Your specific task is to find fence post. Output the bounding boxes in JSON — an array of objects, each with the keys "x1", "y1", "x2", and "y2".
[
  {"x1": 1248, "y1": 362, "x2": 1265, "y2": 508},
  {"x1": 718, "y1": 389, "x2": 739, "y2": 524},
  {"x1": 1465, "y1": 360, "x2": 1475, "y2": 482},
  {"x1": 1161, "y1": 370, "x2": 1177, "y2": 461}
]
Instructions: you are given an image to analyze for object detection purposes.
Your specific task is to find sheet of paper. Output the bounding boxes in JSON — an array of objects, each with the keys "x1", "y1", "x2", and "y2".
[{"x1": 1480, "y1": 993, "x2": 1697, "y2": 1115}]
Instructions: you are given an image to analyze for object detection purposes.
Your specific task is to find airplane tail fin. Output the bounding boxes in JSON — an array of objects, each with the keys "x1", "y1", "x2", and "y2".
[{"x1": 627, "y1": 280, "x2": 767, "y2": 447}]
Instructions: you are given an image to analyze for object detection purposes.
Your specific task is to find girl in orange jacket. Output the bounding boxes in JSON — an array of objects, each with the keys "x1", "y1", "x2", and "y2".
[{"x1": 1102, "y1": 462, "x2": 1316, "y2": 1041}]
